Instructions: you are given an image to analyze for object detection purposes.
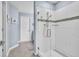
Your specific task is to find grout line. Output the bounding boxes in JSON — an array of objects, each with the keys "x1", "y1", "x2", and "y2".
[{"x1": 38, "y1": 16, "x2": 79, "y2": 23}]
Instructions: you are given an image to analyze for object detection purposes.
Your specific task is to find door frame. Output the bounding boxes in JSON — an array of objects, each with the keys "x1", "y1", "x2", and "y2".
[
  {"x1": 2, "y1": 1, "x2": 7, "y2": 57},
  {"x1": 19, "y1": 12, "x2": 33, "y2": 43}
]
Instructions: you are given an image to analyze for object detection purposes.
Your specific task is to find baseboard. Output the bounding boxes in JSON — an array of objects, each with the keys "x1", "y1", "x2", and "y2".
[
  {"x1": 18, "y1": 40, "x2": 32, "y2": 44},
  {"x1": 54, "y1": 48, "x2": 72, "y2": 57},
  {"x1": 6, "y1": 44, "x2": 19, "y2": 57}
]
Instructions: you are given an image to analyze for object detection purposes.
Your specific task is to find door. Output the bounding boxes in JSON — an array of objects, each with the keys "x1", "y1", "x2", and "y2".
[{"x1": 20, "y1": 15, "x2": 30, "y2": 42}]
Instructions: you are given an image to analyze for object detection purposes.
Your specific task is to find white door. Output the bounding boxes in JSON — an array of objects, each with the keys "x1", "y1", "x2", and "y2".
[
  {"x1": 0, "y1": 1, "x2": 2, "y2": 57},
  {"x1": 20, "y1": 15, "x2": 30, "y2": 42}
]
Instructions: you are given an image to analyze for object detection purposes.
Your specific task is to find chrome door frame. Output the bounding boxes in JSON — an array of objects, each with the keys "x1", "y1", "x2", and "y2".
[{"x1": 2, "y1": 1, "x2": 7, "y2": 57}]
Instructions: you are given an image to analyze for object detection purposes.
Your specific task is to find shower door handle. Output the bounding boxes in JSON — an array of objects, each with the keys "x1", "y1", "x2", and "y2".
[{"x1": 47, "y1": 29, "x2": 51, "y2": 37}]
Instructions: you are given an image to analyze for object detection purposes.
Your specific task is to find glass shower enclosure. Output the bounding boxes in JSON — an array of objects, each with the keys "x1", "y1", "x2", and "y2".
[{"x1": 34, "y1": 1, "x2": 55, "y2": 57}]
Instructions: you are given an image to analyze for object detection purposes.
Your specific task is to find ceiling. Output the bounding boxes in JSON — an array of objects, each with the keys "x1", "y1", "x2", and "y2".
[
  {"x1": 9, "y1": 1, "x2": 34, "y2": 14},
  {"x1": 8, "y1": 1, "x2": 73, "y2": 13},
  {"x1": 9, "y1": 1, "x2": 60, "y2": 14}
]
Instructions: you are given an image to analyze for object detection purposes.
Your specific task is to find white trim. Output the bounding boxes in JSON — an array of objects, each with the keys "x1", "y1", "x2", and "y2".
[
  {"x1": 18, "y1": 40, "x2": 32, "y2": 44},
  {"x1": 6, "y1": 44, "x2": 19, "y2": 57}
]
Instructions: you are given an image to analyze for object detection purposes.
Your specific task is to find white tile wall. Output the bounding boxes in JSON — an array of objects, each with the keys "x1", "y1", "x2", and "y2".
[{"x1": 55, "y1": 2, "x2": 79, "y2": 56}]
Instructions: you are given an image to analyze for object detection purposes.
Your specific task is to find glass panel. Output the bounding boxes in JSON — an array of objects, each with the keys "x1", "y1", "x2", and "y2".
[
  {"x1": 38, "y1": 22, "x2": 51, "y2": 57},
  {"x1": 35, "y1": 1, "x2": 55, "y2": 57}
]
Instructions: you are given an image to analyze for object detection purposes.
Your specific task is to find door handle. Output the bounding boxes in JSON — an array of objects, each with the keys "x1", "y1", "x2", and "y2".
[{"x1": 47, "y1": 29, "x2": 51, "y2": 37}]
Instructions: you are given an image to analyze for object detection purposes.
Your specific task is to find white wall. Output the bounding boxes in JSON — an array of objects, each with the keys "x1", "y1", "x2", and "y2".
[
  {"x1": 7, "y1": 3, "x2": 19, "y2": 49},
  {"x1": 55, "y1": 20, "x2": 79, "y2": 57},
  {"x1": 9, "y1": 1, "x2": 34, "y2": 14},
  {"x1": 55, "y1": 2, "x2": 79, "y2": 56},
  {"x1": 55, "y1": 2, "x2": 79, "y2": 20},
  {"x1": 36, "y1": 1, "x2": 55, "y2": 21},
  {"x1": 56, "y1": 1, "x2": 74, "y2": 10}
]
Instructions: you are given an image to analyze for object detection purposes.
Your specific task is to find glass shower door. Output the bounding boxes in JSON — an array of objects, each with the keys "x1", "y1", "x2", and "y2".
[
  {"x1": 38, "y1": 21, "x2": 51, "y2": 57},
  {"x1": 35, "y1": 1, "x2": 55, "y2": 57}
]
